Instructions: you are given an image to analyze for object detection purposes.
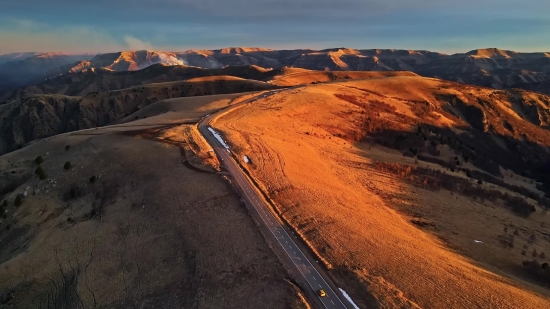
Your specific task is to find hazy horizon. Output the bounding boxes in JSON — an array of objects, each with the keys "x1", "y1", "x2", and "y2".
[
  {"x1": 1, "y1": 0, "x2": 549, "y2": 54},
  {"x1": 2, "y1": 46, "x2": 550, "y2": 57}
]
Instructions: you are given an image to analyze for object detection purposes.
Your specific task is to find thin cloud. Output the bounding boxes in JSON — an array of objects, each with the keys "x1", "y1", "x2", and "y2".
[
  {"x1": 123, "y1": 35, "x2": 153, "y2": 50},
  {"x1": 0, "y1": 19, "x2": 153, "y2": 54}
]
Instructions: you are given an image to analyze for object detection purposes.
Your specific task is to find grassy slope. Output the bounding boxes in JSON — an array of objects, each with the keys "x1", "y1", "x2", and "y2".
[
  {"x1": 213, "y1": 77, "x2": 550, "y2": 308},
  {"x1": 0, "y1": 94, "x2": 305, "y2": 309}
]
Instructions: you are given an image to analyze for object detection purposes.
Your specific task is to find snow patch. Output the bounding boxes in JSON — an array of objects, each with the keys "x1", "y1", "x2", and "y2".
[
  {"x1": 338, "y1": 288, "x2": 360, "y2": 309},
  {"x1": 243, "y1": 156, "x2": 250, "y2": 163},
  {"x1": 208, "y1": 127, "x2": 231, "y2": 153}
]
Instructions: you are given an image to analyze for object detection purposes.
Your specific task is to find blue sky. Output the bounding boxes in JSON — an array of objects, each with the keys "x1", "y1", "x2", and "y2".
[{"x1": 0, "y1": 0, "x2": 549, "y2": 54}]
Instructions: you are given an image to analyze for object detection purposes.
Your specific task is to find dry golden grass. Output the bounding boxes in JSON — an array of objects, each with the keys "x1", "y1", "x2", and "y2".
[
  {"x1": 213, "y1": 77, "x2": 550, "y2": 308},
  {"x1": 270, "y1": 70, "x2": 418, "y2": 87},
  {"x1": 186, "y1": 75, "x2": 249, "y2": 82}
]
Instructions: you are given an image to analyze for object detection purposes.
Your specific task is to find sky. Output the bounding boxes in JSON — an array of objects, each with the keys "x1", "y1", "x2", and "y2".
[{"x1": 0, "y1": 0, "x2": 549, "y2": 54}]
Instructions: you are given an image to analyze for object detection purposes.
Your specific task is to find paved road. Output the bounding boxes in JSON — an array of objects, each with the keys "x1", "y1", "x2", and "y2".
[{"x1": 198, "y1": 91, "x2": 349, "y2": 309}]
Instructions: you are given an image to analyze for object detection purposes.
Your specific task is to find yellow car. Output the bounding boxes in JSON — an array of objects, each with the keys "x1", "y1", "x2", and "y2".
[{"x1": 317, "y1": 289, "x2": 326, "y2": 297}]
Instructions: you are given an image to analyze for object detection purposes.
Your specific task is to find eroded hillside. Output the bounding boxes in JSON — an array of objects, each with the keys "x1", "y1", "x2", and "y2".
[{"x1": 0, "y1": 78, "x2": 278, "y2": 155}]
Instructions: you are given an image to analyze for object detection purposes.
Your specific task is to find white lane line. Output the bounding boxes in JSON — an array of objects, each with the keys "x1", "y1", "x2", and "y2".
[
  {"x1": 313, "y1": 277, "x2": 317, "y2": 281},
  {"x1": 331, "y1": 300, "x2": 335, "y2": 305}
]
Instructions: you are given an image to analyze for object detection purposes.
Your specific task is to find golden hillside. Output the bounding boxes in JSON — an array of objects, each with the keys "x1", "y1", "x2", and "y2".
[{"x1": 212, "y1": 76, "x2": 550, "y2": 308}]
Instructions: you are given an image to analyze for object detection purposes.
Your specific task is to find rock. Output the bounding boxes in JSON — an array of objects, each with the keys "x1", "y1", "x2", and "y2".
[{"x1": 23, "y1": 191, "x2": 28, "y2": 197}]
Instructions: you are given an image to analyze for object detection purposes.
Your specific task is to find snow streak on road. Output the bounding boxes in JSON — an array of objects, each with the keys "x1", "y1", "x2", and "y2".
[{"x1": 207, "y1": 127, "x2": 231, "y2": 153}]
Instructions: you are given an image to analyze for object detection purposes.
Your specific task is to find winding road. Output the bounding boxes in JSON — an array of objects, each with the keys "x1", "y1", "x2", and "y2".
[{"x1": 198, "y1": 91, "x2": 350, "y2": 309}]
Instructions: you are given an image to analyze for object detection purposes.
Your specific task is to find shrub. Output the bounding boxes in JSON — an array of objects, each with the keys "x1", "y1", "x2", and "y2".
[
  {"x1": 35, "y1": 166, "x2": 47, "y2": 180},
  {"x1": 64, "y1": 161, "x2": 72, "y2": 170},
  {"x1": 2, "y1": 200, "x2": 7, "y2": 207},
  {"x1": 62, "y1": 184, "x2": 87, "y2": 201},
  {"x1": 89, "y1": 176, "x2": 96, "y2": 184},
  {"x1": 374, "y1": 161, "x2": 536, "y2": 217},
  {"x1": 522, "y1": 260, "x2": 550, "y2": 285},
  {"x1": 65, "y1": 145, "x2": 71, "y2": 151},
  {"x1": 34, "y1": 156, "x2": 44, "y2": 165},
  {"x1": 14, "y1": 194, "x2": 22, "y2": 206}
]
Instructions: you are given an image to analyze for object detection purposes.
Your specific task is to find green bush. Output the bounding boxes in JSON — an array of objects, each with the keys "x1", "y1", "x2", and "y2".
[
  {"x1": 65, "y1": 145, "x2": 71, "y2": 151},
  {"x1": 34, "y1": 156, "x2": 44, "y2": 165},
  {"x1": 2, "y1": 200, "x2": 7, "y2": 207},
  {"x1": 64, "y1": 161, "x2": 72, "y2": 170},
  {"x1": 14, "y1": 194, "x2": 22, "y2": 206},
  {"x1": 89, "y1": 176, "x2": 97, "y2": 184}
]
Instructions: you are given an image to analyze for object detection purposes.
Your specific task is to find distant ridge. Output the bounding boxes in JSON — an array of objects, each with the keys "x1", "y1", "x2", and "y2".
[{"x1": 1, "y1": 47, "x2": 550, "y2": 96}]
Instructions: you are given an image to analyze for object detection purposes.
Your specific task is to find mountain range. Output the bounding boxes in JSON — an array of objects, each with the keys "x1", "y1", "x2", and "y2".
[{"x1": 1, "y1": 48, "x2": 549, "y2": 99}]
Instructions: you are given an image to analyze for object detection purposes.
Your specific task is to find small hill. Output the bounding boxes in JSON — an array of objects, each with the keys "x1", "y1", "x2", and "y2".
[
  {"x1": 0, "y1": 65, "x2": 278, "y2": 101},
  {"x1": 216, "y1": 47, "x2": 274, "y2": 54},
  {"x1": 269, "y1": 70, "x2": 418, "y2": 86},
  {"x1": 466, "y1": 48, "x2": 517, "y2": 58}
]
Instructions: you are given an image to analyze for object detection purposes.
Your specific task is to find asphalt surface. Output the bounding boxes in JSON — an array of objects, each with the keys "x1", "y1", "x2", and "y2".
[{"x1": 198, "y1": 91, "x2": 349, "y2": 309}]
